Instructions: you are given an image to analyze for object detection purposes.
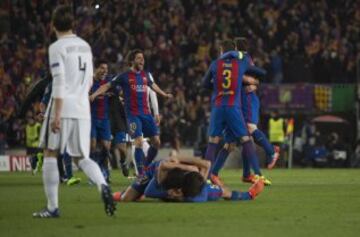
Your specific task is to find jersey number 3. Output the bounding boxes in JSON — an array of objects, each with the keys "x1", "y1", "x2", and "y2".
[
  {"x1": 222, "y1": 69, "x2": 231, "y2": 89},
  {"x1": 78, "y1": 56, "x2": 87, "y2": 84}
]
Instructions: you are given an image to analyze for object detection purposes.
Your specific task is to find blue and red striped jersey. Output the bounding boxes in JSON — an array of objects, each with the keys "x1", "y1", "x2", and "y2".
[
  {"x1": 90, "y1": 77, "x2": 111, "y2": 119},
  {"x1": 202, "y1": 55, "x2": 252, "y2": 107},
  {"x1": 111, "y1": 70, "x2": 153, "y2": 116}
]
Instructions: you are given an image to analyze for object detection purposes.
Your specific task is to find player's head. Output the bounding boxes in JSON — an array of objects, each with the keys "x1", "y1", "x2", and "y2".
[
  {"x1": 220, "y1": 39, "x2": 236, "y2": 54},
  {"x1": 234, "y1": 37, "x2": 248, "y2": 51},
  {"x1": 94, "y1": 59, "x2": 108, "y2": 80},
  {"x1": 161, "y1": 168, "x2": 205, "y2": 200},
  {"x1": 51, "y1": 5, "x2": 73, "y2": 34},
  {"x1": 128, "y1": 49, "x2": 144, "y2": 71}
]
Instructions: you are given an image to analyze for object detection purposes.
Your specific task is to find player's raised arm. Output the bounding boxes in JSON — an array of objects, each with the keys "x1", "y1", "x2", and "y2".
[
  {"x1": 175, "y1": 156, "x2": 211, "y2": 180},
  {"x1": 150, "y1": 82, "x2": 173, "y2": 99},
  {"x1": 89, "y1": 82, "x2": 111, "y2": 102}
]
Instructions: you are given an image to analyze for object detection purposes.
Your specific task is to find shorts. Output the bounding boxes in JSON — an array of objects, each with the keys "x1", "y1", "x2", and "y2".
[
  {"x1": 127, "y1": 114, "x2": 159, "y2": 139},
  {"x1": 91, "y1": 118, "x2": 111, "y2": 141},
  {"x1": 208, "y1": 107, "x2": 248, "y2": 139},
  {"x1": 39, "y1": 117, "x2": 91, "y2": 158},
  {"x1": 242, "y1": 92, "x2": 259, "y2": 125},
  {"x1": 114, "y1": 131, "x2": 129, "y2": 144}
]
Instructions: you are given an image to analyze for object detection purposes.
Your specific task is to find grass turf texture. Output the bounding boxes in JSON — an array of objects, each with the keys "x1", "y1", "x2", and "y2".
[{"x1": 1, "y1": 169, "x2": 360, "y2": 237}]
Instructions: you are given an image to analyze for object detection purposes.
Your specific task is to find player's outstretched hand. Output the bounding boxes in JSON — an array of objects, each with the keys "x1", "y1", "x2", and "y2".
[
  {"x1": 51, "y1": 117, "x2": 61, "y2": 133},
  {"x1": 89, "y1": 94, "x2": 95, "y2": 102}
]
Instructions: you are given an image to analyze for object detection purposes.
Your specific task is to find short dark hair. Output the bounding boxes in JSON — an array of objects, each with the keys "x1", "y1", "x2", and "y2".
[
  {"x1": 234, "y1": 37, "x2": 248, "y2": 51},
  {"x1": 95, "y1": 59, "x2": 107, "y2": 68},
  {"x1": 220, "y1": 39, "x2": 236, "y2": 52},
  {"x1": 52, "y1": 5, "x2": 73, "y2": 32},
  {"x1": 161, "y1": 168, "x2": 205, "y2": 198},
  {"x1": 126, "y1": 49, "x2": 143, "y2": 63}
]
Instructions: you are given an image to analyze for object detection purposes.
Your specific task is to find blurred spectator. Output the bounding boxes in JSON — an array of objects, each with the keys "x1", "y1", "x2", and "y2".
[{"x1": 1, "y1": 0, "x2": 359, "y2": 148}]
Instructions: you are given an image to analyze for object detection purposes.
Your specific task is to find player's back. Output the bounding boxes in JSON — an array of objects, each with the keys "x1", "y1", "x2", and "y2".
[
  {"x1": 208, "y1": 56, "x2": 250, "y2": 108},
  {"x1": 49, "y1": 35, "x2": 93, "y2": 119}
]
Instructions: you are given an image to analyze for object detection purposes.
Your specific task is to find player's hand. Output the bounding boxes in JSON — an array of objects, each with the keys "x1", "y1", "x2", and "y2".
[
  {"x1": 51, "y1": 117, "x2": 61, "y2": 133},
  {"x1": 89, "y1": 94, "x2": 96, "y2": 102},
  {"x1": 155, "y1": 114, "x2": 161, "y2": 125}
]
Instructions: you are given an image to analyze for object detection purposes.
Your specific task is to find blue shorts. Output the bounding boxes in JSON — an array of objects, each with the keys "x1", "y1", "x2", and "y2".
[
  {"x1": 127, "y1": 114, "x2": 159, "y2": 139},
  {"x1": 185, "y1": 183, "x2": 223, "y2": 202},
  {"x1": 208, "y1": 107, "x2": 248, "y2": 139},
  {"x1": 114, "y1": 131, "x2": 127, "y2": 145},
  {"x1": 242, "y1": 92, "x2": 259, "y2": 125},
  {"x1": 91, "y1": 118, "x2": 111, "y2": 141}
]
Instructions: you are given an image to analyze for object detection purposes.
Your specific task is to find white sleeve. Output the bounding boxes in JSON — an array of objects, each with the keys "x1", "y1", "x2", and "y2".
[
  {"x1": 49, "y1": 45, "x2": 66, "y2": 98},
  {"x1": 148, "y1": 73, "x2": 159, "y2": 115},
  {"x1": 149, "y1": 87, "x2": 159, "y2": 115}
]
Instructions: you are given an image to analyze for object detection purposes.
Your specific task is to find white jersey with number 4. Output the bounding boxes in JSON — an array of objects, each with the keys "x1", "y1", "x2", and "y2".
[{"x1": 47, "y1": 34, "x2": 93, "y2": 119}]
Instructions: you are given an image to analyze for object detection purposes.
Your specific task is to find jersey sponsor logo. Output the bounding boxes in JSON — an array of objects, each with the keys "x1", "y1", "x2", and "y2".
[{"x1": 130, "y1": 84, "x2": 147, "y2": 92}]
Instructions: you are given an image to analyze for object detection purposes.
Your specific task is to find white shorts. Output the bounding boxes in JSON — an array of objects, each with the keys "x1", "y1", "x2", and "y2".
[{"x1": 39, "y1": 117, "x2": 91, "y2": 158}]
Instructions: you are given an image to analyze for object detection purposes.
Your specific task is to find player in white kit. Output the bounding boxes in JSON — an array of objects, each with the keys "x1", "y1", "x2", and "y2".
[{"x1": 33, "y1": 5, "x2": 115, "y2": 218}]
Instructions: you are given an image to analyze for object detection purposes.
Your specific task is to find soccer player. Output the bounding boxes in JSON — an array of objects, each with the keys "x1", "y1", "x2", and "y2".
[
  {"x1": 112, "y1": 156, "x2": 264, "y2": 202},
  {"x1": 89, "y1": 60, "x2": 112, "y2": 183},
  {"x1": 201, "y1": 39, "x2": 262, "y2": 183},
  {"x1": 40, "y1": 82, "x2": 80, "y2": 186},
  {"x1": 90, "y1": 49, "x2": 172, "y2": 176},
  {"x1": 33, "y1": 5, "x2": 115, "y2": 218},
  {"x1": 211, "y1": 38, "x2": 279, "y2": 186}
]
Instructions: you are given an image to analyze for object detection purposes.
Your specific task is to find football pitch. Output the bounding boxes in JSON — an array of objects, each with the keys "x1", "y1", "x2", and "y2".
[{"x1": 1, "y1": 169, "x2": 360, "y2": 237}]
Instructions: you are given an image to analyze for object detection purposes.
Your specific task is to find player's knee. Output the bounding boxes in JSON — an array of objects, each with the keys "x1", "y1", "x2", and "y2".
[
  {"x1": 224, "y1": 143, "x2": 236, "y2": 152},
  {"x1": 209, "y1": 136, "x2": 220, "y2": 144},
  {"x1": 44, "y1": 149, "x2": 58, "y2": 157},
  {"x1": 240, "y1": 136, "x2": 251, "y2": 143},
  {"x1": 134, "y1": 137, "x2": 143, "y2": 148},
  {"x1": 247, "y1": 124, "x2": 257, "y2": 134}
]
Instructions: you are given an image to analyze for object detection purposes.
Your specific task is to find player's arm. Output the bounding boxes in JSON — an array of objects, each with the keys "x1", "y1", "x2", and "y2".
[
  {"x1": 49, "y1": 45, "x2": 65, "y2": 133},
  {"x1": 149, "y1": 82, "x2": 173, "y2": 99},
  {"x1": 89, "y1": 82, "x2": 111, "y2": 102},
  {"x1": 201, "y1": 62, "x2": 215, "y2": 90},
  {"x1": 220, "y1": 50, "x2": 243, "y2": 60},
  {"x1": 244, "y1": 84, "x2": 258, "y2": 93}
]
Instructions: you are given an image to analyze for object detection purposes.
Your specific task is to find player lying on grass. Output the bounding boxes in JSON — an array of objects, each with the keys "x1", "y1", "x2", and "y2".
[{"x1": 112, "y1": 156, "x2": 264, "y2": 202}]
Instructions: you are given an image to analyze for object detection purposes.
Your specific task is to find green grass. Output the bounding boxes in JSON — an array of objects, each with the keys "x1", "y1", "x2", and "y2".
[{"x1": 1, "y1": 169, "x2": 360, "y2": 237}]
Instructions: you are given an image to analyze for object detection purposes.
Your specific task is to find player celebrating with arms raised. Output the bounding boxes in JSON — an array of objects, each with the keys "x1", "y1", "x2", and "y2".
[
  {"x1": 33, "y1": 5, "x2": 115, "y2": 218},
  {"x1": 90, "y1": 49, "x2": 172, "y2": 176}
]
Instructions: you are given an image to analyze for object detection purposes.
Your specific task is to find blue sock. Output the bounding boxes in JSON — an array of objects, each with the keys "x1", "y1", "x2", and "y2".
[
  {"x1": 204, "y1": 142, "x2": 218, "y2": 164},
  {"x1": 212, "y1": 148, "x2": 229, "y2": 176},
  {"x1": 135, "y1": 147, "x2": 145, "y2": 175},
  {"x1": 242, "y1": 148, "x2": 251, "y2": 178},
  {"x1": 252, "y1": 129, "x2": 274, "y2": 161},
  {"x1": 242, "y1": 141, "x2": 262, "y2": 176},
  {"x1": 145, "y1": 146, "x2": 158, "y2": 166},
  {"x1": 63, "y1": 152, "x2": 73, "y2": 178},
  {"x1": 230, "y1": 191, "x2": 252, "y2": 201}
]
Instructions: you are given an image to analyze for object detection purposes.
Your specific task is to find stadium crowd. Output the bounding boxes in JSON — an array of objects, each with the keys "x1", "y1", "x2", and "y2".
[{"x1": 0, "y1": 0, "x2": 359, "y2": 151}]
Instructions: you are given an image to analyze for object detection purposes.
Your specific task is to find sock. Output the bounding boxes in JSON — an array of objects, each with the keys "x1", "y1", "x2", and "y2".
[
  {"x1": 62, "y1": 153, "x2": 73, "y2": 178},
  {"x1": 145, "y1": 146, "x2": 158, "y2": 166},
  {"x1": 242, "y1": 141, "x2": 262, "y2": 176},
  {"x1": 242, "y1": 148, "x2": 251, "y2": 178},
  {"x1": 252, "y1": 129, "x2": 275, "y2": 162},
  {"x1": 230, "y1": 191, "x2": 252, "y2": 201},
  {"x1": 43, "y1": 158, "x2": 59, "y2": 211},
  {"x1": 204, "y1": 142, "x2": 218, "y2": 164},
  {"x1": 79, "y1": 158, "x2": 107, "y2": 191},
  {"x1": 100, "y1": 148, "x2": 111, "y2": 179},
  {"x1": 212, "y1": 148, "x2": 229, "y2": 176},
  {"x1": 135, "y1": 147, "x2": 145, "y2": 175}
]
